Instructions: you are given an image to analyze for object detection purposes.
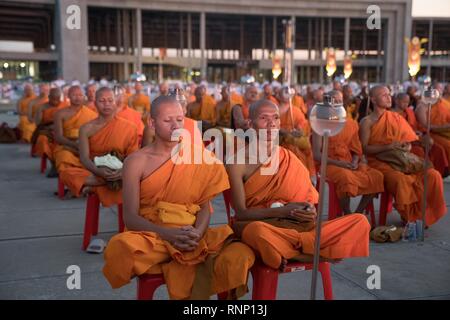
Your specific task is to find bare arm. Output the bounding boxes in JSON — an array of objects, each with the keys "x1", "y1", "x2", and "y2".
[
  {"x1": 54, "y1": 111, "x2": 78, "y2": 149},
  {"x1": 416, "y1": 103, "x2": 450, "y2": 131},
  {"x1": 193, "y1": 202, "x2": 211, "y2": 238},
  {"x1": 78, "y1": 125, "x2": 100, "y2": 176}
]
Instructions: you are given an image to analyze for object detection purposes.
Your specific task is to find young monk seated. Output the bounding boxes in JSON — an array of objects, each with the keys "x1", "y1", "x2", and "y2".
[
  {"x1": 360, "y1": 85, "x2": 447, "y2": 227},
  {"x1": 186, "y1": 85, "x2": 217, "y2": 132},
  {"x1": 85, "y1": 83, "x2": 98, "y2": 113},
  {"x1": 53, "y1": 86, "x2": 98, "y2": 178},
  {"x1": 393, "y1": 93, "x2": 448, "y2": 177},
  {"x1": 277, "y1": 85, "x2": 316, "y2": 177},
  {"x1": 225, "y1": 99, "x2": 370, "y2": 271},
  {"x1": 33, "y1": 88, "x2": 67, "y2": 177},
  {"x1": 129, "y1": 82, "x2": 151, "y2": 122},
  {"x1": 16, "y1": 83, "x2": 36, "y2": 141},
  {"x1": 215, "y1": 86, "x2": 232, "y2": 128},
  {"x1": 59, "y1": 87, "x2": 139, "y2": 206},
  {"x1": 103, "y1": 96, "x2": 255, "y2": 300},
  {"x1": 312, "y1": 90, "x2": 384, "y2": 215},
  {"x1": 23, "y1": 83, "x2": 49, "y2": 144},
  {"x1": 113, "y1": 85, "x2": 144, "y2": 141}
]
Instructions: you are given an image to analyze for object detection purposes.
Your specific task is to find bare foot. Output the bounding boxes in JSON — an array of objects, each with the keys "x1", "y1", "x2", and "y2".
[
  {"x1": 81, "y1": 186, "x2": 92, "y2": 197},
  {"x1": 279, "y1": 258, "x2": 288, "y2": 271},
  {"x1": 63, "y1": 190, "x2": 75, "y2": 200}
]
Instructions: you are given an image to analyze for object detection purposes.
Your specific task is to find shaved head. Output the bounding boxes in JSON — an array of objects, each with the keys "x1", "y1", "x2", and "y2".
[
  {"x1": 68, "y1": 85, "x2": 82, "y2": 95},
  {"x1": 150, "y1": 95, "x2": 181, "y2": 119},
  {"x1": 49, "y1": 88, "x2": 61, "y2": 98},
  {"x1": 327, "y1": 90, "x2": 343, "y2": 104},
  {"x1": 95, "y1": 87, "x2": 114, "y2": 101},
  {"x1": 249, "y1": 99, "x2": 278, "y2": 120},
  {"x1": 370, "y1": 85, "x2": 387, "y2": 98}
]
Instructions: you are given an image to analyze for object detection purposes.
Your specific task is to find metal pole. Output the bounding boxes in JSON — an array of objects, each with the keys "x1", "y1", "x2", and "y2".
[
  {"x1": 422, "y1": 102, "x2": 432, "y2": 241},
  {"x1": 310, "y1": 130, "x2": 329, "y2": 300}
]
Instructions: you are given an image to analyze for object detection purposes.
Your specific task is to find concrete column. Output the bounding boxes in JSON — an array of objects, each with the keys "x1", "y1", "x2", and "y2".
[
  {"x1": 319, "y1": 18, "x2": 324, "y2": 83},
  {"x1": 200, "y1": 12, "x2": 206, "y2": 79},
  {"x1": 116, "y1": 9, "x2": 122, "y2": 53},
  {"x1": 272, "y1": 17, "x2": 277, "y2": 52},
  {"x1": 307, "y1": 18, "x2": 312, "y2": 60},
  {"x1": 180, "y1": 14, "x2": 184, "y2": 57},
  {"x1": 55, "y1": 0, "x2": 89, "y2": 83},
  {"x1": 135, "y1": 8, "x2": 142, "y2": 73},
  {"x1": 402, "y1": 0, "x2": 413, "y2": 81},
  {"x1": 427, "y1": 20, "x2": 433, "y2": 77},
  {"x1": 344, "y1": 17, "x2": 350, "y2": 55},
  {"x1": 377, "y1": 26, "x2": 382, "y2": 83},
  {"x1": 291, "y1": 16, "x2": 297, "y2": 85}
]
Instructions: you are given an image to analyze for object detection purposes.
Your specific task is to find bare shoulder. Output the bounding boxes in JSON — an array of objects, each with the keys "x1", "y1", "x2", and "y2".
[{"x1": 359, "y1": 115, "x2": 374, "y2": 129}]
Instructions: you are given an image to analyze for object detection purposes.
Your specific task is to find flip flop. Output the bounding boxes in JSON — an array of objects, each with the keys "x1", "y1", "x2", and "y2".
[{"x1": 86, "y1": 238, "x2": 106, "y2": 254}]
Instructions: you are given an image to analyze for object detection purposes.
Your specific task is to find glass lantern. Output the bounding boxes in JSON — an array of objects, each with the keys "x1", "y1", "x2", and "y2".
[{"x1": 309, "y1": 94, "x2": 347, "y2": 137}]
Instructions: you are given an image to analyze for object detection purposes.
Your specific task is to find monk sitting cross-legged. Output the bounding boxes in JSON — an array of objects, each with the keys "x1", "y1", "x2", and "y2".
[
  {"x1": 53, "y1": 86, "x2": 98, "y2": 179},
  {"x1": 359, "y1": 85, "x2": 447, "y2": 227},
  {"x1": 225, "y1": 99, "x2": 370, "y2": 271},
  {"x1": 103, "y1": 95, "x2": 255, "y2": 300},
  {"x1": 312, "y1": 90, "x2": 384, "y2": 215},
  {"x1": 59, "y1": 87, "x2": 139, "y2": 206},
  {"x1": 16, "y1": 83, "x2": 36, "y2": 141}
]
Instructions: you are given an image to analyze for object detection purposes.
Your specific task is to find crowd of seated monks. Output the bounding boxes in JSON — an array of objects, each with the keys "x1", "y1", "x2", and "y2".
[{"x1": 14, "y1": 80, "x2": 449, "y2": 299}]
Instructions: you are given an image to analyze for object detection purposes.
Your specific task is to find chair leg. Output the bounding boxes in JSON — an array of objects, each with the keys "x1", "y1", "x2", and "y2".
[
  {"x1": 366, "y1": 201, "x2": 376, "y2": 227},
  {"x1": 91, "y1": 194, "x2": 100, "y2": 236},
  {"x1": 318, "y1": 262, "x2": 334, "y2": 300},
  {"x1": 137, "y1": 275, "x2": 166, "y2": 300},
  {"x1": 327, "y1": 181, "x2": 342, "y2": 220},
  {"x1": 250, "y1": 264, "x2": 279, "y2": 300},
  {"x1": 118, "y1": 204, "x2": 125, "y2": 232},
  {"x1": 82, "y1": 194, "x2": 100, "y2": 250},
  {"x1": 40, "y1": 155, "x2": 47, "y2": 174},
  {"x1": 379, "y1": 192, "x2": 392, "y2": 226},
  {"x1": 57, "y1": 178, "x2": 65, "y2": 199}
]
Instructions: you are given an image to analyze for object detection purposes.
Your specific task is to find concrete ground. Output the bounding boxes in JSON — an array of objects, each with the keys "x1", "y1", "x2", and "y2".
[{"x1": 0, "y1": 108, "x2": 449, "y2": 300}]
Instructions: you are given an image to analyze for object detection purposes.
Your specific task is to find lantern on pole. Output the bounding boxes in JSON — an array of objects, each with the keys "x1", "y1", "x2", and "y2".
[
  {"x1": 343, "y1": 55, "x2": 353, "y2": 79},
  {"x1": 325, "y1": 48, "x2": 337, "y2": 78}
]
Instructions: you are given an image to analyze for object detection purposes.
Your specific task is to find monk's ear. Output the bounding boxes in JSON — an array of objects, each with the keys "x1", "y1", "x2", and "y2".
[{"x1": 148, "y1": 117, "x2": 156, "y2": 129}]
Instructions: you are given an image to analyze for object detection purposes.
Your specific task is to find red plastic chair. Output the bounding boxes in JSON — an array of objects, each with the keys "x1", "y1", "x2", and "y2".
[
  {"x1": 82, "y1": 193, "x2": 124, "y2": 250},
  {"x1": 378, "y1": 191, "x2": 394, "y2": 226},
  {"x1": 222, "y1": 189, "x2": 334, "y2": 300},
  {"x1": 40, "y1": 154, "x2": 47, "y2": 174},
  {"x1": 316, "y1": 177, "x2": 377, "y2": 227}
]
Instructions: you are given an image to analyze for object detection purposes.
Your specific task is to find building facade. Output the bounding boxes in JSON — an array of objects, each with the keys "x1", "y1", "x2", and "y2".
[{"x1": 0, "y1": 0, "x2": 449, "y2": 84}]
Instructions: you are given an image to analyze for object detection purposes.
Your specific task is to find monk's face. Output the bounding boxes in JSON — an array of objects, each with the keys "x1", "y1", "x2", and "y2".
[
  {"x1": 135, "y1": 83, "x2": 143, "y2": 93},
  {"x1": 396, "y1": 96, "x2": 410, "y2": 111},
  {"x1": 444, "y1": 85, "x2": 450, "y2": 97},
  {"x1": 152, "y1": 102, "x2": 184, "y2": 142},
  {"x1": 116, "y1": 93, "x2": 128, "y2": 108},
  {"x1": 24, "y1": 85, "x2": 34, "y2": 96},
  {"x1": 221, "y1": 87, "x2": 229, "y2": 101},
  {"x1": 372, "y1": 87, "x2": 392, "y2": 109},
  {"x1": 48, "y1": 90, "x2": 61, "y2": 107},
  {"x1": 96, "y1": 90, "x2": 116, "y2": 116},
  {"x1": 250, "y1": 104, "x2": 280, "y2": 142},
  {"x1": 331, "y1": 92, "x2": 343, "y2": 104},
  {"x1": 87, "y1": 85, "x2": 96, "y2": 102},
  {"x1": 343, "y1": 86, "x2": 353, "y2": 99},
  {"x1": 313, "y1": 90, "x2": 324, "y2": 103},
  {"x1": 194, "y1": 87, "x2": 203, "y2": 101},
  {"x1": 159, "y1": 83, "x2": 169, "y2": 95},
  {"x1": 263, "y1": 85, "x2": 272, "y2": 96},
  {"x1": 333, "y1": 81, "x2": 342, "y2": 91},
  {"x1": 39, "y1": 84, "x2": 50, "y2": 97},
  {"x1": 278, "y1": 87, "x2": 291, "y2": 103},
  {"x1": 245, "y1": 87, "x2": 258, "y2": 104},
  {"x1": 68, "y1": 87, "x2": 85, "y2": 107}
]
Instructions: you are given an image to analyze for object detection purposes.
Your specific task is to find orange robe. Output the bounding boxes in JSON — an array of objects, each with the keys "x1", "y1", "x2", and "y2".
[
  {"x1": 103, "y1": 145, "x2": 255, "y2": 299},
  {"x1": 292, "y1": 95, "x2": 307, "y2": 116},
  {"x1": 129, "y1": 93, "x2": 151, "y2": 116},
  {"x1": 60, "y1": 117, "x2": 139, "y2": 207},
  {"x1": 240, "y1": 147, "x2": 370, "y2": 269},
  {"x1": 35, "y1": 103, "x2": 67, "y2": 161},
  {"x1": 116, "y1": 105, "x2": 144, "y2": 138},
  {"x1": 189, "y1": 96, "x2": 217, "y2": 125},
  {"x1": 22, "y1": 96, "x2": 48, "y2": 143},
  {"x1": 230, "y1": 92, "x2": 243, "y2": 107},
  {"x1": 400, "y1": 108, "x2": 449, "y2": 176},
  {"x1": 280, "y1": 106, "x2": 316, "y2": 176},
  {"x1": 53, "y1": 106, "x2": 98, "y2": 172},
  {"x1": 324, "y1": 119, "x2": 384, "y2": 198},
  {"x1": 216, "y1": 101, "x2": 232, "y2": 128},
  {"x1": 260, "y1": 94, "x2": 279, "y2": 106},
  {"x1": 17, "y1": 94, "x2": 36, "y2": 134},
  {"x1": 428, "y1": 99, "x2": 450, "y2": 165},
  {"x1": 367, "y1": 111, "x2": 447, "y2": 226}
]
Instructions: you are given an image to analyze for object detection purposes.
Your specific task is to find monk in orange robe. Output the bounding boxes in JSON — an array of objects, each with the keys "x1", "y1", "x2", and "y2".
[
  {"x1": 312, "y1": 90, "x2": 384, "y2": 214},
  {"x1": 186, "y1": 85, "x2": 217, "y2": 130},
  {"x1": 416, "y1": 93, "x2": 450, "y2": 171},
  {"x1": 292, "y1": 88, "x2": 307, "y2": 116},
  {"x1": 16, "y1": 83, "x2": 36, "y2": 141},
  {"x1": 360, "y1": 86, "x2": 447, "y2": 226},
  {"x1": 215, "y1": 86, "x2": 232, "y2": 128},
  {"x1": 85, "y1": 83, "x2": 98, "y2": 113},
  {"x1": 103, "y1": 96, "x2": 255, "y2": 299},
  {"x1": 225, "y1": 99, "x2": 370, "y2": 270},
  {"x1": 114, "y1": 85, "x2": 144, "y2": 139},
  {"x1": 231, "y1": 84, "x2": 258, "y2": 130},
  {"x1": 22, "y1": 83, "x2": 49, "y2": 143},
  {"x1": 60, "y1": 87, "x2": 139, "y2": 206},
  {"x1": 129, "y1": 82, "x2": 151, "y2": 121},
  {"x1": 259, "y1": 83, "x2": 279, "y2": 105},
  {"x1": 277, "y1": 86, "x2": 316, "y2": 177},
  {"x1": 34, "y1": 88, "x2": 67, "y2": 177},
  {"x1": 53, "y1": 86, "x2": 98, "y2": 175},
  {"x1": 393, "y1": 93, "x2": 448, "y2": 176},
  {"x1": 343, "y1": 85, "x2": 358, "y2": 120}
]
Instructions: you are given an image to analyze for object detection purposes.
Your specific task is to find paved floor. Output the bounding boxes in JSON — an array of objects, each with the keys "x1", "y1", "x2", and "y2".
[{"x1": 1, "y1": 109, "x2": 449, "y2": 300}]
